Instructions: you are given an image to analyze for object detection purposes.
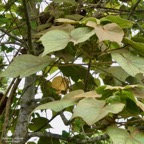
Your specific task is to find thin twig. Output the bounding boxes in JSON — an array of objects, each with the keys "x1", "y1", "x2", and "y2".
[
  {"x1": 3, "y1": 0, "x2": 25, "y2": 41},
  {"x1": 60, "y1": 112, "x2": 70, "y2": 125},
  {"x1": 2, "y1": 78, "x2": 21, "y2": 138},
  {"x1": 0, "y1": 79, "x2": 16, "y2": 108},
  {"x1": 84, "y1": 58, "x2": 92, "y2": 92},
  {"x1": 0, "y1": 42, "x2": 23, "y2": 47},
  {"x1": 128, "y1": 0, "x2": 141, "y2": 20},
  {"x1": 0, "y1": 28, "x2": 23, "y2": 43},
  {"x1": 135, "y1": 21, "x2": 144, "y2": 33}
]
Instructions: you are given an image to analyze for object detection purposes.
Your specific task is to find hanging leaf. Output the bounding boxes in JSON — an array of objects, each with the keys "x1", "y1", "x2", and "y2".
[
  {"x1": 86, "y1": 21, "x2": 124, "y2": 45},
  {"x1": 40, "y1": 29, "x2": 70, "y2": 56},
  {"x1": 70, "y1": 27, "x2": 95, "y2": 45},
  {"x1": 112, "y1": 49, "x2": 144, "y2": 77},
  {"x1": 51, "y1": 76, "x2": 69, "y2": 94},
  {"x1": 101, "y1": 15, "x2": 134, "y2": 28},
  {"x1": 72, "y1": 98, "x2": 125, "y2": 125},
  {"x1": 0, "y1": 54, "x2": 55, "y2": 78},
  {"x1": 107, "y1": 126, "x2": 144, "y2": 144}
]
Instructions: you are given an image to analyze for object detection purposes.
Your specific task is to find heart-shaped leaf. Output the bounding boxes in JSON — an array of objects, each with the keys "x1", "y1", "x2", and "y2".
[
  {"x1": 86, "y1": 21, "x2": 124, "y2": 45},
  {"x1": 40, "y1": 29, "x2": 70, "y2": 56},
  {"x1": 72, "y1": 98, "x2": 125, "y2": 125}
]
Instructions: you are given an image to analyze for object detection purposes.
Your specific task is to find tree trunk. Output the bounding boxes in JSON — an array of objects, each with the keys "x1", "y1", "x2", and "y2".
[{"x1": 13, "y1": 75, "x2": 36, "y2": 144}]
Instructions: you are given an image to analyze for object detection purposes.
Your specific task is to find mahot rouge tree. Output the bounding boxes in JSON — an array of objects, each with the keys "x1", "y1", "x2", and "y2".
[{"x1": 0, "y1": 0, "x2": 144, "y2": 144}]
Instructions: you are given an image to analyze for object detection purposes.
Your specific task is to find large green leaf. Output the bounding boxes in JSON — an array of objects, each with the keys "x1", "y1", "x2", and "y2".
[
  {"x1": 72, "y1": 98, "x2": 125, "y2": 125},
  {"x1": 70, "y1": 27, "x2": 95, "y2": 45},
  {"x1": 31, "y1": 90, "x2": 83, "y2": 113},
  {"x1": 86, "y1": 21, "x2": 124, "y2": 45},
  {"x1": 40, "y1": 29, "x2": 70, "y2": 56},
  {"x1": 101, "y1": 15, "x2": 134, "y2": 28},
  {"x1": 112, "y1": 49, "x2": 144, "y2": 77},
  {"x1": 124, "y1": 38, "x2": 144, "y2": 56},
  {"x1": 0, "y1": 54, "x2": 55, "y2": 78},
  {"x1": 107, "y1": 126, "x2": 144, "y2": 144}
]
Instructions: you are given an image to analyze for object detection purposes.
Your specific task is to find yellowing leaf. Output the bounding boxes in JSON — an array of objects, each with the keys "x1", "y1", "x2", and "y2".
[
  {"x1": 72, "y1": 98, "x2": 125, "y2": 125},
  {"x1": 105, "y1": 85, "x2": 139, "y2": 90},
  {"x1": 51, "y1": 76, "x2": 69, "y2": 94},
  {"x1": 74, "y1": 90, "x2": 101, "y2": 98},
  {"x1": 0, "y1": 54, "x2": 55, "y2": 78},
  {"x1": 40, "y1": 29, "x2": 70, "y2": 56},
  {"x1": 86, "y1": 21, "x2": 124, "y2": 45}
]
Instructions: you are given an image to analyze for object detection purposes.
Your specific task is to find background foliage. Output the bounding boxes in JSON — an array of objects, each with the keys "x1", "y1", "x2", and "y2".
[{"x1": 0, "y1": 0, "x2": 144, "y2": 144}]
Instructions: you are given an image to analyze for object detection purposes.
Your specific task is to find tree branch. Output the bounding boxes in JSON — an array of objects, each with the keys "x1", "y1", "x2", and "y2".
[
  {"x1": 22, "y1": 0, "x2": 33, "y2": 53},
  {"x1": 128, "y1": 0, "x2": 141, "y2": 19},
  {"x1": 25, "y1": 132, "x2": 109, "y2": 143},
  {"x1": 0, "y1": 28, "x2": 24, "y2": 43},
  {"x1": 1, "y1": 78, "x2": 21, "y2": 139},
  {"x1": 0, "y1": 79, "x2": 15, "y2": 108},
  {"x1": 84, "y1": 58, "x2": 92, "y2": 92},
  {"x1": 13, "y1": 75, "x2": 36, "y2": 144}
]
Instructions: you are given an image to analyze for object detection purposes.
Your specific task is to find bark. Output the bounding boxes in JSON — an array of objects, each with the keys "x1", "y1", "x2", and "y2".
[{"x1": 13, "y1": 75, "x2": 36, "y2": 144}]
